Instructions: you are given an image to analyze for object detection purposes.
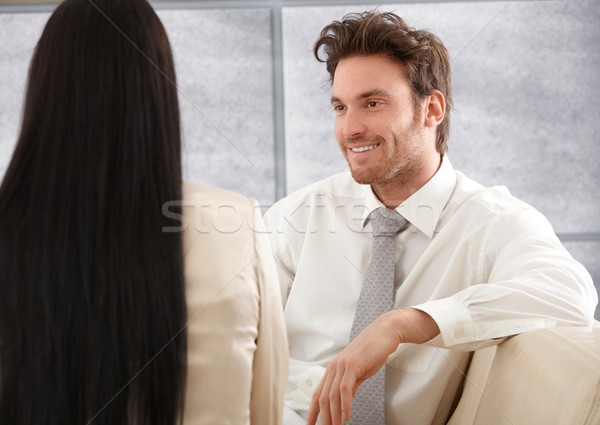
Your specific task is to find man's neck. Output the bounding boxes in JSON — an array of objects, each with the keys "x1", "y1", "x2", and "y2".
[{"x1": 372, "y1": 154, "x2": 442, "y2": 209}]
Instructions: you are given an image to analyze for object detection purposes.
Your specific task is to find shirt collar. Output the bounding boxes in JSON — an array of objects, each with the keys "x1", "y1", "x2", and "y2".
[{"x1": 360, "y1": 155, "x2": 457, "y2": 238}]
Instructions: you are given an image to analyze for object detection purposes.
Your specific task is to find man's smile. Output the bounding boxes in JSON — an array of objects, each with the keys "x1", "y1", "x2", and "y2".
[{"x1": 348, "y1": 143, "x2": 381, "y2": 153}]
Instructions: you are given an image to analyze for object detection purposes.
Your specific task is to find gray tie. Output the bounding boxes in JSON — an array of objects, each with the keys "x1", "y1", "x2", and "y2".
[{"x1": 348, "y1": 207, "x2": 407, "y2": 424}]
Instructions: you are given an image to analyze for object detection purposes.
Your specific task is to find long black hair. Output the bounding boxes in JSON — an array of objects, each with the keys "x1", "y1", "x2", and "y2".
[{"x1": 0, "y1": 0, "x2": 186, "y2": 423}]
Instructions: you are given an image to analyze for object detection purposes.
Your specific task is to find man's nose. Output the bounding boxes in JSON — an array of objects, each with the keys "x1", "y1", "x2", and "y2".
[{"x1": 341, "y1": 109, "x2": 367, "y2": 139}]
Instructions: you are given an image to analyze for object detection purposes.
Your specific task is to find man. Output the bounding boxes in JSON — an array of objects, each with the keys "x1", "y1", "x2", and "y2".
[{"x1": 263, "y1": 11, "x2": 597, "y2": 425}]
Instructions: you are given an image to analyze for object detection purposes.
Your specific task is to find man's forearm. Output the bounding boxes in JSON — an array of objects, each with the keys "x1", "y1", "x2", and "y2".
[{"x1": 386, "y1": 308, "x2": 441, "y2": 345}]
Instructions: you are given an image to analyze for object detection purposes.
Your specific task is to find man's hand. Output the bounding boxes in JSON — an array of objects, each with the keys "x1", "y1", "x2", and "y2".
[{"x1": 306, "y1": 308, "x2": 440, "y2": 425}]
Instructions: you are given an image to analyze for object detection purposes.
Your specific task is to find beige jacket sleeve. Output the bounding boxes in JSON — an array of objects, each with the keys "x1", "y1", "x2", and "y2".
[
  {"x1": 250, "y1": 201, "x2": 288, "y2": 425},
  {"x1": 181, "y1": 182, "x2": 287, "y2": 425}
]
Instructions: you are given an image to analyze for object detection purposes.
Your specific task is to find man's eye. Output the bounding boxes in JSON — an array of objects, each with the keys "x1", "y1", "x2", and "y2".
[
  {"x1": 367, "y1": 101, "x2": 379, "y2": 108},
  {"x1": 333, "y1": 105, "x2": 345, "y2": 112}
]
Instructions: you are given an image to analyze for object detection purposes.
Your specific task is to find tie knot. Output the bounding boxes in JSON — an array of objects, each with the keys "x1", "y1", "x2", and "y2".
[{"x1": 370, "y1": 207, "x2": 407, "y2": 237}]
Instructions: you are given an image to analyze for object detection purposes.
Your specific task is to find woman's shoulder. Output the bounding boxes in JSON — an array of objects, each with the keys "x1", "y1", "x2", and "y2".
[
  {"x1": 179, "y1": 181, "x2": 259, "y2": 257},
  {"x1": 182, "y1": 180, "x2": 256, "y2": 212}
]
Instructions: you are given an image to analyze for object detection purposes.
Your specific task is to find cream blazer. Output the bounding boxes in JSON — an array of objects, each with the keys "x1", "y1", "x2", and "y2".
[{"x1": 181, "y1": 182, "x2": 287, "y2": 425}]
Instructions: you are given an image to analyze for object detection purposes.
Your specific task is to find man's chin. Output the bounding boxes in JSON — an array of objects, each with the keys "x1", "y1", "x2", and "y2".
[{"x1": 349, "y1": 168, "x2": 376, "y2": 185}]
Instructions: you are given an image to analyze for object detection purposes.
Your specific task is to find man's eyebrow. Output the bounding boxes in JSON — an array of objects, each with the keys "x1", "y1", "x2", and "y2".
[
  {"x1": 358, "y1": 89, "x2": 392, "y2": 99},
  {"x1": 330, "y1": 89, "x2": 392, "y2": 104}
]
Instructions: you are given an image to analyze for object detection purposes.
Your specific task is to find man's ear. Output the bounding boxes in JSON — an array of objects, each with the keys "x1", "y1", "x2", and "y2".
[{"x1": 424, "y1": 90, "x2": 445, "y2": 129}]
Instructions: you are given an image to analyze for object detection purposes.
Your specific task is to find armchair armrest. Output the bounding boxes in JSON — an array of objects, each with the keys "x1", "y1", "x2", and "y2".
[{"x1": 447, "y1": 321, "x2": 600, "y2": 425}]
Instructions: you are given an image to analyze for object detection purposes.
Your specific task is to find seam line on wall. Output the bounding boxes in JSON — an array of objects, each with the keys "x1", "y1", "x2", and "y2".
[{"x1": 557, "y1": 233, "x2": 600, "y2": 242}]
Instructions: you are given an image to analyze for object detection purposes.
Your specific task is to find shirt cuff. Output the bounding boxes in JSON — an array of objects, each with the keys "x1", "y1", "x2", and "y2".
[
  {"x1": 284, "y1": 365, "x2": 325, "y2": 421},
  {"x1": 412, "y1": 297, "x2": 557, "y2": 349},
  {"x1": 412, "y1": 297, "x2": 474, "y2": 347}
]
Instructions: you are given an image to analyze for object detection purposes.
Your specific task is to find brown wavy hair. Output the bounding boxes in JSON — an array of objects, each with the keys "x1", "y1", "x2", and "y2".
[{"x1": 314, "y1": 11, "x2": 453, "y2": 154}]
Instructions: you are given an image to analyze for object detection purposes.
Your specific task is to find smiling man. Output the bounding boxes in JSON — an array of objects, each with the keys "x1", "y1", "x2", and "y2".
[
  {"x1": 331, "y1": 53, "x2": 442, "y2": 206},
  {"x1": 263, "y1": 11, "x2": 597, "y2": 425}
]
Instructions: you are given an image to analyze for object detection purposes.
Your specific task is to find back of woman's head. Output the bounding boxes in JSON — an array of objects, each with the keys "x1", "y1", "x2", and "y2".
[{"x1": 0, "y1": 0, "x2": 186, "y2": 424}]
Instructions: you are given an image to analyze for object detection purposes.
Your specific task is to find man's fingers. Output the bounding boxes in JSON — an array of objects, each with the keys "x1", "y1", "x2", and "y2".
[
  {"x1": 328, "y1": 366, "x2": 346, "y2": 425},
  {"x1": 307, "y1": 343, "x2": 385, "y2": 425},
  {"x1": 317, "y1": 369, "x2": 335, "y2": 425},
  {"x1": 307, "y1": 374, "x2": 326, "y2": 425},
  {"x1": 339, "y1": 371, "x2": 356, "y2": 422},
  {"x1": 308, "y1": 366, "x2": 338, "y2": 425}
]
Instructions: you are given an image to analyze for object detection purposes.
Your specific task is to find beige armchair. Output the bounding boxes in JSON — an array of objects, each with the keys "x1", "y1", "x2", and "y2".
[{"x1": 447, "y1": 321, "x2": 600, "y2": 425}]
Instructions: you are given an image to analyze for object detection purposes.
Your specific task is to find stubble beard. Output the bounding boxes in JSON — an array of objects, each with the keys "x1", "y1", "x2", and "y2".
[{"x1": 346, "y1": 123, "x2": 426, "y2": 189}]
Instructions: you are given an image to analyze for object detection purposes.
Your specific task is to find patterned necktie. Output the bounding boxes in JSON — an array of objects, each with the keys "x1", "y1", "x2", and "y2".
[{"x1": 348, "y1": 207, "x2": 408, "y2": 424}]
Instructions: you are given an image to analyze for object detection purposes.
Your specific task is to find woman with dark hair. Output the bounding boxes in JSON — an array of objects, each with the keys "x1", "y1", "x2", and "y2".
[{"x1": 0, "y1": 0, "x2": 287, "y2": 424}]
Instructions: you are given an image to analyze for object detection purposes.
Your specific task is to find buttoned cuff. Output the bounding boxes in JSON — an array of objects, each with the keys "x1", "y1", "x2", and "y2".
[
  {"x1": 413, "y1": 297, "x2": 557, "y2": 350},
  {"x1": 284, "y1": 365, "x2": 325, "y2": 421},
  {"x1": 413, "y1": 297, "x2": 474, "y2": 347}
]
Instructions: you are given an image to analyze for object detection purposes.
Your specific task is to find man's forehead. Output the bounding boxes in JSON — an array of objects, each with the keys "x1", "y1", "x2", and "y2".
[
  {"x1": 331, "y1": 55, "x2": 407, "y2": 95},
  {"x1": 333, "y1": 53, "x2": 404, "y2": 76}
]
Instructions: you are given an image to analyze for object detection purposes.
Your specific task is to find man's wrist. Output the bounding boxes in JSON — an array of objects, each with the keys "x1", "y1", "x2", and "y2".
[{"x1": 388, "y1": 308, "x2": 441, "y2": 344}]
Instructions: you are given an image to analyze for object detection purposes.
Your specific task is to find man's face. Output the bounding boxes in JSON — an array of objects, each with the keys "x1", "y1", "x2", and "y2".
[{"x1": 331, "y1": 54, "x2": 428, "y2": 187}]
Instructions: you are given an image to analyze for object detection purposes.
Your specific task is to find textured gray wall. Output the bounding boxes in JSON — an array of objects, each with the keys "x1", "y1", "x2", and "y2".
[
  {"x1": 158, "y1": 8, "x2": 275, "y2": 206},
  {"x1": 1, "y1": 1, "x2": 598, "y2": 317},
  {"x1": 0, "y1": 13, "x2": 47, "y2": 177},
  {"x1": 0, "y1": 8, "x2": 275, "y2": 205}
]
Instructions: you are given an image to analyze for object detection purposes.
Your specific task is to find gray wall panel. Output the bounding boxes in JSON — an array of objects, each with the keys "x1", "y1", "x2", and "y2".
[
  {"x1": 450, "y1": 1, "x2": 600, "y2": 236},
  {"x1": 282, "y1": 1, "x2": 600, "y2": 234},
  {"x1": 0, "y1": 13, "x2": 48, "y2": 176},
  {"x1": 0, "y1": 8, "x2": 275, "y2": 205},
  {"x1": 159, "y1": 8, "x2": 275, "y2": 205}
]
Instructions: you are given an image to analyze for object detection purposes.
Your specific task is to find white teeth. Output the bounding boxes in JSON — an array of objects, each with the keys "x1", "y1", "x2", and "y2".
[{"x1": 350, "y1": 144, "x2": 379, "y2": 153}]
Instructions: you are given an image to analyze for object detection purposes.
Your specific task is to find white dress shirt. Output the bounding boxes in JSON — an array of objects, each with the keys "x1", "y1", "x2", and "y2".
[{"x1": 263, "y1": 156, "x2": 597, "y2": 425}]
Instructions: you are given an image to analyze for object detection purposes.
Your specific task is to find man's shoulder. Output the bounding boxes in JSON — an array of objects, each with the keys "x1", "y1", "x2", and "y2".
[{"x1": 453, "y1": 171, "x2": 541, "y2": 220}]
